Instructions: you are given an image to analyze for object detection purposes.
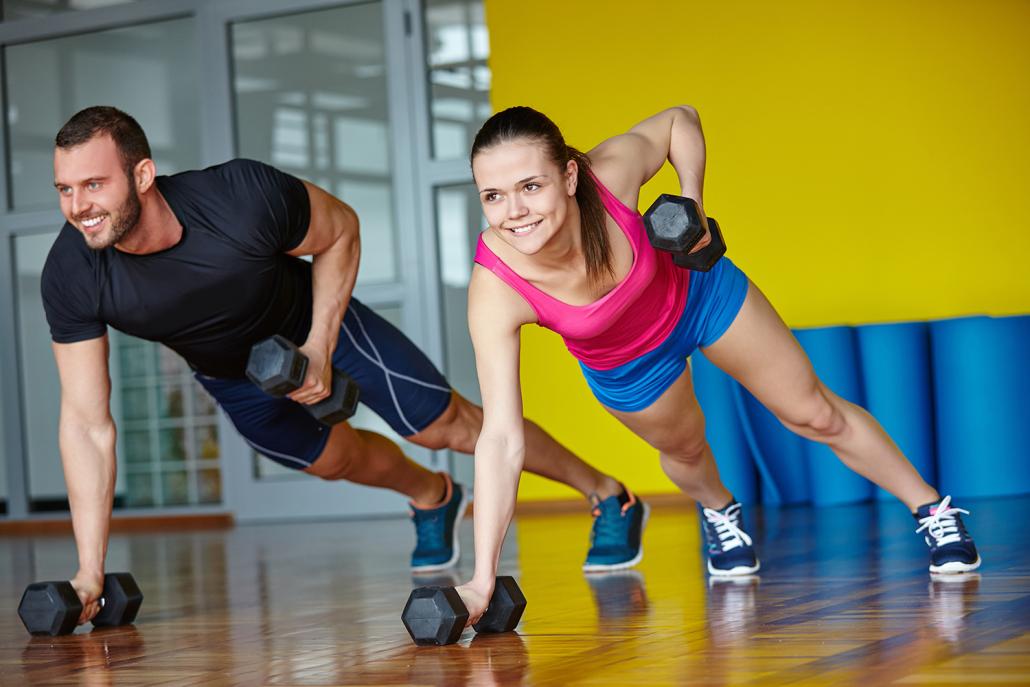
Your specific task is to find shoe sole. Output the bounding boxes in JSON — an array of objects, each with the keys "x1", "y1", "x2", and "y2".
[
  {"x1": 410, "y1": 485, "x2": 469, "y2": 573},
  {"x1": 708, "y1": 559, "x2": 761, "y2": 577},
  {"x1": 582, "y1": 503, "x2": 651, "y2": 573},
  {"x1": 929, "y1": 555, "x2": 981, "y2": 574}
]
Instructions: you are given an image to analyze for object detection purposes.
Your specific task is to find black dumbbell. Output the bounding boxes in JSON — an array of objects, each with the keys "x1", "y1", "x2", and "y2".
[
  {"x1": 642, "y1": 193, "x2": 727, "y2": 272},
  {"x1": 246, "y1": 335, "x2": 360, "y2": 425},
  {"x1": 401, "y1": 576, "x2": 527, "y2": 646},
  {"x1": 18, "y1": 572, "x2": 143, "y2": 636}
]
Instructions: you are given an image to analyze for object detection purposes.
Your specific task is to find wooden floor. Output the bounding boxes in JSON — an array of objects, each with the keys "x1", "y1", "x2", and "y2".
[{"x1": 2, "y1": 495, "x2": 1028, "y2": 686}]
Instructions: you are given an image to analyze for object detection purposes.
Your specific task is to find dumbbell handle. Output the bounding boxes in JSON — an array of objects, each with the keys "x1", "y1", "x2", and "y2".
[
  {"x1": 247, "y1": 335, "x2": 360, "y2": 424},
  {"x1": 34, "y1": 580, "x2": 109, "y2": 607},
  {"x1": 266, "y1": 342, "x2": 335, "y2": 395}
]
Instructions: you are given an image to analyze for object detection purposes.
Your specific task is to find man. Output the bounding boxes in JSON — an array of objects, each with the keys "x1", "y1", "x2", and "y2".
[{"x1": 44, "y1": 106, "x2": 646, "y2": 626}]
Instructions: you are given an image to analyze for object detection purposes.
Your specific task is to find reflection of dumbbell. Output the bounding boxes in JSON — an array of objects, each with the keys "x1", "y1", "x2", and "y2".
[
  {"x1": 246, "y1": 335, "x2": 360, "y2": 425},
  {"x1": 18, "y1": 572, "x2": 143, "y2": 636},
  {"x1": 401, "y1": 576, "x2": 527, "y2": 646},
  {"x1": 642, "y1": 194, "x2": 727, "y2": 272}
]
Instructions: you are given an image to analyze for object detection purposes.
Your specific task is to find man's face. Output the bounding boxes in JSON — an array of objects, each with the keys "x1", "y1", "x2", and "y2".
[{"x1": 53, "y1": 134, "x2": 141, "y2": 250}]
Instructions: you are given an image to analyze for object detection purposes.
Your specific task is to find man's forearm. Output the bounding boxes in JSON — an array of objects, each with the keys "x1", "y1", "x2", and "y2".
[
  {"x1": 60, "y1": 418, "x2": 117, "y2": 577},
  {"x1": 306, "y1": 230, "x2": 360, "y2": 352}
]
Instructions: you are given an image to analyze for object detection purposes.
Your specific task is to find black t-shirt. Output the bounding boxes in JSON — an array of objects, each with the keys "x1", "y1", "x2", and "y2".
[{"x1": 41, "y1": 159, "x2": 314, "y2": 378}]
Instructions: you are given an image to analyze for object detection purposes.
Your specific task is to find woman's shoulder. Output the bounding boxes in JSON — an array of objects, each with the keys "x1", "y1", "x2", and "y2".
[{"x1": 469, "y1": 262, "x2": 538, "y2": 328}]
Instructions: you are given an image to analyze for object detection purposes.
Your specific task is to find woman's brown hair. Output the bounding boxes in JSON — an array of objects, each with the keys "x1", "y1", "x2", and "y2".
[{"x1": 471, "y1": 106, "x2": 613, "y2": 285}]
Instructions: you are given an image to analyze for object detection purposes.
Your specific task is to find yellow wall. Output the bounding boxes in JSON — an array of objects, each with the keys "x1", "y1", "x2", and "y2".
[{"x1": 482, "y1": 0, "x2": 1030, "y2": 500}]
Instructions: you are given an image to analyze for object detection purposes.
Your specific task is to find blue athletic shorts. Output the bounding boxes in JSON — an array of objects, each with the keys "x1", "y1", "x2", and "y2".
[
  {"x1": 195, "y1": 297, "x2": 453, "y2": 470},
  {"x1": 579, "y1": 257, "x2": 750, "y2": 412}
]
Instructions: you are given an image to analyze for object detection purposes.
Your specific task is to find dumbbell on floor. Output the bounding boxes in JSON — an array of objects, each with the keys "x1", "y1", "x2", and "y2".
[
  {"x1": 246, "y1": 335, "x2": 360, "y2": 425},
  {"x1": 18, "y1": 572, "x2": 143, "y2": 636},
  {"x1": 642, "y1": 193, "x2": 727, "y2": 272},
  {"x1": 402, "y1": 576, "x2": 527, "y2": 646}
]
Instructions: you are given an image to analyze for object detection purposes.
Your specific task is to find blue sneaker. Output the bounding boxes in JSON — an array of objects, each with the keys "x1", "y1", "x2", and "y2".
[
  {"x1": 583, "y1": 488, "x2": 648, "y2": 572},
  {"x1": 915, "y1": 495, "x2": 981, "y2": 574},
  {"x1": 410, "y1": 473, "x2": 468, "y2": 572},
  {"x1": 699, "y1": 499, "x2": 760, "y2": 576}
]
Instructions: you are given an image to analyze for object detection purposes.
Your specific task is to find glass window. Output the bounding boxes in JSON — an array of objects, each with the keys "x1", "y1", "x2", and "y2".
[
  {"x1": 111, "y1": 329, "x2": 222, "y2": 508},
  {"x1": 231, "y1": 4, "x2": 399, "y2": 285},
  {"x1": 435, "y1": 182, "x2": 485, "y2": 402},
  {"x1": 2, "y1": 1, "x2": 140, "y2": 22},
  {"x1": 4, "y1": 17, "x2": 200, "y2": 211},
  {"x1": 0, "y1": 391, "x2": 6, "y2": 514},
  {"x1": 433, "y1": 182, "x2": 483, "y2": 489},
  {"x1": 424, "y1": 0, "x2": 492, "y2": 159},
  {"x1": 15, "y1": 231, "x2": 74, "y2": 510}
]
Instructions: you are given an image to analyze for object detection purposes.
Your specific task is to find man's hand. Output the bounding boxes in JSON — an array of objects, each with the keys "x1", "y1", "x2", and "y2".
[
  {"x1": 287, "y1": 342, "x2": 334, "y2": 406},
  {"x1": 70, "y1": 569, "x2": 105, "y2": 625},
  {"x1": 456, "y1": 580, "x2": 494, "y2": 628}
]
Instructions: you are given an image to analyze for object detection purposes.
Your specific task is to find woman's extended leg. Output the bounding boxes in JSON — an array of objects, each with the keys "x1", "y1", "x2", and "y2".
[
  {"x1": 701, "y1": 281, "x2": 978, "y2": 573},
  {"x1": 701, "y1": 282, "x2": 939, "y2": 510}
]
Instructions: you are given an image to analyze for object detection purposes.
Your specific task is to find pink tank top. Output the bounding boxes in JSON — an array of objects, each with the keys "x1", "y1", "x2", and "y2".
[{"x1": 473, "y1": 175, "x2": 690, "y2": 370}]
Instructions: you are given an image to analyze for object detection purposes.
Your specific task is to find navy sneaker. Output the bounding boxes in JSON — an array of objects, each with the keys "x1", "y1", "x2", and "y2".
[
  {"x1": 699, "y1": 499, "x2": 760, "y2": 576},
  {"x1": 583, "y1": 488, "x2": 649, "y2": 572},
  {"x1": 915, "y1": 495, "x2": 981, "y2": 574},
  {"x1": 410, "y1": 472, "x2": 468, "y2": 572}
]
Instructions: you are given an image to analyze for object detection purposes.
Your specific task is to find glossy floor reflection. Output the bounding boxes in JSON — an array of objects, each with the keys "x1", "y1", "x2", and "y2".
[{"x1": 2, "y1": 496, "x2": 1028, "y2": 685}]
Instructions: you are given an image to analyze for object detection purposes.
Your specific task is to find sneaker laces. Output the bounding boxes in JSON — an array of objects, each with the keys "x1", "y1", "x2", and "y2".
[
  {"x1": 915, "y1": 495, "x2": 970, "y2": 547},
  {"x1": 702, "y1": 503, "x2": 752, "y2": 552},
  {"x1": 590, "y1": 493, "x2": 636, "y2": 544}
]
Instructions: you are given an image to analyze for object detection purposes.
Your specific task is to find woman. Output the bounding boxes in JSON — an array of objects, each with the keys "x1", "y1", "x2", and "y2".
[{"x1": 456, "y1": 105, "x2": 979, "y2": 622}]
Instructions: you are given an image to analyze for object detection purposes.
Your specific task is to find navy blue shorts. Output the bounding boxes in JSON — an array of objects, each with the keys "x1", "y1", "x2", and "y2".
[
  {"x1": 195, "y1": 297, "x2": 453, "y2": 470},
  {"x1": 579, "y1": 257, "x2": 750, "y2": 412}
]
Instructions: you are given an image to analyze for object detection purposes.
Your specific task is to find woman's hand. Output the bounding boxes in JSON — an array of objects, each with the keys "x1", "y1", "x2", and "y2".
[
  {"x1": 688, "y1": 214, "x2": 713, "y2": 254},
  {"x1": 70, "y1": 569, "x2": 105, "y2": 625},
  {"x1": 456, "y1": 580, "x2": 494, "y2": 627}
]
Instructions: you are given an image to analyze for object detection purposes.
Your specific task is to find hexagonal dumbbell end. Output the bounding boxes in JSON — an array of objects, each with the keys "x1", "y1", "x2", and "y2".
[
  {"x1": 402, "y1": 586, "x2": 470, "y2": 646},
  {"x1": 18, "y1": 581, "x2": 82, "y2": 636},
  {"x1": 246, "y1": 335, "x2": 307, "y2": 396},
  {"x1": 473, "y1": 576, "x2": 527, "y2": 634},
  {"x1": 672, "y1": 216, "x2": 727, "y2": 272},
  {"x1": 308, "y1": 369, "x2": 361, "y2": 425},
  {"x1": 642, "y1": 194, "x2": 706, "y2": 254},
  {"x1": 92, "y1": 572, "x2": 143, "y2": 628}
]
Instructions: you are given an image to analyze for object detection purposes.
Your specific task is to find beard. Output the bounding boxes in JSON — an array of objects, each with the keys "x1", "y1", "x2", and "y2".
[{"x1": 82, "y1": 187, "x2": 142, "y2": 250}]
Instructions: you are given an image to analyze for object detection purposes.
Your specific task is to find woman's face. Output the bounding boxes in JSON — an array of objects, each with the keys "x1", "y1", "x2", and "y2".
[{"x1": 472, "y1": 139, "x2": 577, "y2": 256}]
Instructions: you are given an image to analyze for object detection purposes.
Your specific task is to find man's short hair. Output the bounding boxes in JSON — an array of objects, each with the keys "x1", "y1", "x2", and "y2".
[{"x1": 55, "y1": 106, "x2": 151, "y2": 178}]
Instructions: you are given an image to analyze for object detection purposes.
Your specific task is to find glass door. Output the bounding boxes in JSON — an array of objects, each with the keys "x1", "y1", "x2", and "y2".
[{"x1": 218, "y1": 0, "x2": 441, "y2": 521}]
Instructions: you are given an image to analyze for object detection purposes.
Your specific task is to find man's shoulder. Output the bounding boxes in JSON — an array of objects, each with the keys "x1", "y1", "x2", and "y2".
[
  {"x1": 166, "y1": 159, "x2": 297, "y2": 199},
  {"x1": 200, "y1": 158, "x2": 285, "y2": 184},
  {"x1": 163, "y1": 158, "x2": 252, "y2": 187}
]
